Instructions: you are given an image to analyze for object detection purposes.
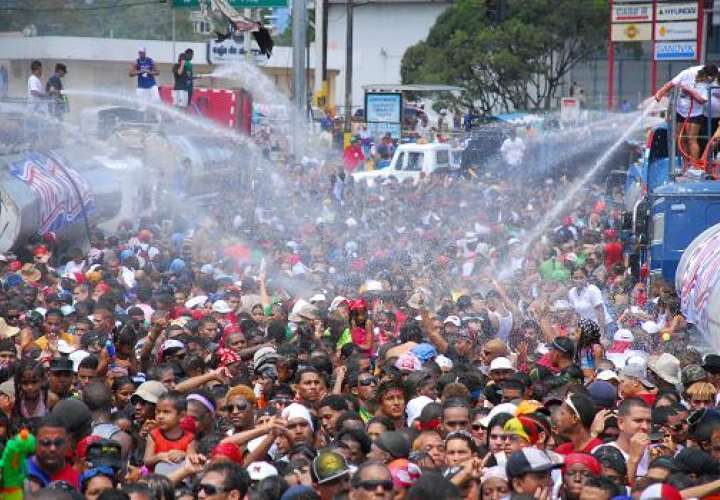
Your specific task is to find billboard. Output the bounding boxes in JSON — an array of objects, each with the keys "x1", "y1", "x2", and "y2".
[
  {"x1": 655, "y1": 21, "x2": 698, "y2": 41},
  {"x1": 656, "y1": 2, "x2": 699, "y2": 22},
  {"x1": 611, "y1": 23, "x2": 652, "y2": 42},
  {"x1": 612, "y1": 3, "x2": 652, "y2": 23},
  {"x1": 365, "y1": 93, "x2": 402, "y2": 140},
  {"x1": 654, "y1": 41, "x2": 698, "y2": 61}
]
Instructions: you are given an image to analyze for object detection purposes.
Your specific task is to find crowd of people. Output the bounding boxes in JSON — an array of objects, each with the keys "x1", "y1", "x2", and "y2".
[{"x1": 1, "y1": 95, "x2": 719, "y2": 500}]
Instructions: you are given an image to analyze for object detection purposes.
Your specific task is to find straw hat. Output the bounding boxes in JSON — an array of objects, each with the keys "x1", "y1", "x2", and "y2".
[{"x1": 19, "y1": 263, "x2": 41, "y2": 283}]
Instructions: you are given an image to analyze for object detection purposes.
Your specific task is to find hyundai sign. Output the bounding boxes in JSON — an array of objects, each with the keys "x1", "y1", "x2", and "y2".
[{"x1": 654, "y1": 41, "x2": 698, "y2": 61}]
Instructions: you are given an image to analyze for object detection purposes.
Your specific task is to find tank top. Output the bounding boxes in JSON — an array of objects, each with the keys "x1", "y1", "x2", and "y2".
[
  {"x1": 150, "y1": 427, "x2": 194, "y2": 454},
  {"x1": 136, "y1": 57, "x2": 156, "y2": 89}
]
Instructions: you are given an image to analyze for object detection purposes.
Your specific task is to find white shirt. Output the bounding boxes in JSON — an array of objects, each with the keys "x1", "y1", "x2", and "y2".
[
  {"x1": 568, "y1": 284, "x2": 604, "y2": 322},
  {"x1": 500, "y1": 137, "x2": 525, "y2": 166},
  {"x1": 671, "y1": 65, "x2": 705, "y2": 118},
  {"x1": 27, "y1": 74, "x2": 43, "y2": 103}
]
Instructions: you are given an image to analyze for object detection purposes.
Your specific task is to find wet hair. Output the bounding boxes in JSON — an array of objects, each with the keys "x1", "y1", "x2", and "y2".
[
  {"x1": 406, "y1": 470, "x2": 462, "y2": 499},
  {"x1": 367, "y1": 415, "x2": 395, "y2": 431},
  {"x1": 652, "y1": 405, "x2": 678, "y2": 426},
  {"x1": 618, "y1": 397, "x2": 649, "y2": 416},
  {"x1": 445, "y1": 430, "x2": 478, "y2": 454},
  {"x1": 79, "y1": 355, "x2": 99, "y2": 371},
  {"x1": 139, "y1": 474, "x2": 175, "y2": 500},
  {"x1": 583, "y1": 476, "x2": 625, "y2": 498},
  {"x1": 202, "y1": 461, "x2": 250, "y2": 497},
  {"x1": 400, "y1": 321, "x2": 424, "y2": 344},
  {"x1": 334, "y1": 411, "x2": 364, "y2": 432},
  {"x1": 157, "y1": 391, "x2": 187, "y2": 413},
  {"x1": 45, "y1": 308, "x2": 63, "y2": 320},
  {"x1": 294, "y1": 365, "x2": 322, "y2": 384},
  {"x1": 337, "y1": 427, "x2": 372, "y2": 454},
  {"x1": 319, "y1": 394, "x2": 350, "y2": 412},
  {"x1": 83, "y1": 381, "x2": 114, "y2": 413}
]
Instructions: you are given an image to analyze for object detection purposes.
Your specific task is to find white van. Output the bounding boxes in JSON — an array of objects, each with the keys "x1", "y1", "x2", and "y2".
[{"x1": 352, "y1": 143, "x2": 454, "y2": 185}]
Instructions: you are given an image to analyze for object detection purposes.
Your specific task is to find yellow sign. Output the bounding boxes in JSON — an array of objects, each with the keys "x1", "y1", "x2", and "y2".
[{"x1": 610, "y1": 22, "x2": 652, "y2": 42}]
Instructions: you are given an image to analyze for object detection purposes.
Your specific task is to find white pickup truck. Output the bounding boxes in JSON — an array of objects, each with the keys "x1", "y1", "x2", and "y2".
[{"x1": 352, "y1": 143, "x2": 456, "y2": 186}]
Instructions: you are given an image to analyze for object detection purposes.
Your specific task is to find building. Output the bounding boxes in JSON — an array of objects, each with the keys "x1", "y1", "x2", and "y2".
[
  {"x1": 325, "y1": 0, "x2": 453, "y2": 114},
  {"x1": 0, "y1": 34, "x2": 339, "y2": 118}
]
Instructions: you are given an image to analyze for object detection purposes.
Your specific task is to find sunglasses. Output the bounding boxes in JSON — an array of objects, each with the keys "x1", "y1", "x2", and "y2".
[
  {"x1": 223, "y1": 403, "x2": 249, "y2": 413},
  {"x1": 194, "y1": 483, "x2": 228, "y2": 496},
  {"x1": 471, "y1": 424, "x2": 484, "y2": 431},
  {"x1": 356, "y1": 480, "x2": 394, "y2": 492},
  {"x1": 40, "y1": 438, "x2": 66, "y2": 448},
  {"x1": 271, "y1": 398, "x2": 293, "y2": 406},
  {"x1": 358, "y1": 377, "x2": 377, "y2": 387}
]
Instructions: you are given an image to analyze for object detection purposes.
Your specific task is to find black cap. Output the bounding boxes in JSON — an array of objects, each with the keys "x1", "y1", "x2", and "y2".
[
  {"x1": 703, "y1": 354, "x2": 720, "y2": 375},
  {"x1": 673, "y1": 447, "x2": 719, "y2": 476},
  {"x1": 49, "y1": 357, "x2": 74, "y2": 373},
  {"x1": 375, "y1": 431, "x2": 410, "y2": 459},
  {"x1": 86, "y1": 439, "x2": 123, "y2": 470},
  {"x1": 593, "y1": 445, "x2": 627, "y2": 476},
  {"x1": 551, "y1": 337, "x2": 575, "y2": 356}
]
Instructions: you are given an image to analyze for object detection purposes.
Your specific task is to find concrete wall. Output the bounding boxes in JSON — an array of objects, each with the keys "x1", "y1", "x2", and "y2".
[{"x1": 326, "y1": 1, "x2": 452, "y2": 112}]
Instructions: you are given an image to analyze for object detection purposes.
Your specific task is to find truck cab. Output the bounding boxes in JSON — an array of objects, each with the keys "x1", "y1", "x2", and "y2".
[{"x1": 352, "y1": 143, "x2": 454, "y2": 186}]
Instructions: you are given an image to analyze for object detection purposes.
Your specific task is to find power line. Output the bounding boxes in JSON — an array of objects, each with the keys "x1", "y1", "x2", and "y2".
[{"x1": 0, "y1": 0, "x2": 160, "y2": 12}]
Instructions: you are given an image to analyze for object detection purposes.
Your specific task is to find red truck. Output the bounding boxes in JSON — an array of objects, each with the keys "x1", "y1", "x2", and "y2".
[{"x1": 158, "y1": 86, "x2": 253, "y2": 135}]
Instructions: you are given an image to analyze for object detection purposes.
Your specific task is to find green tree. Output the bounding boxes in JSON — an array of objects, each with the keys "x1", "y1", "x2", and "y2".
[
  {"x1": 401, "y1": 0, "x2": 609, "y2": 113},
  {"x1": 0, "y1": 0, "x2": 204, "y2": 41}
]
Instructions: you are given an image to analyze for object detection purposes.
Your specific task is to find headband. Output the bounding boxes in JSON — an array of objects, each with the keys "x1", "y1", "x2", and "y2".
[{"x1": 187, "y1": 394, "x2": 215, "y2": 414}]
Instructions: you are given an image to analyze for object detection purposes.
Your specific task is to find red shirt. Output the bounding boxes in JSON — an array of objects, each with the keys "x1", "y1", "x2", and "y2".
[
  {"x1": 343, "y1": 145, "x2": 365, "y2": 172},
  {"x1": 604, "y1": 242, "x2": 623, "y2": 268},
  {"x1": 555, "y1": 437, "x2": 604, "y2": 456}
]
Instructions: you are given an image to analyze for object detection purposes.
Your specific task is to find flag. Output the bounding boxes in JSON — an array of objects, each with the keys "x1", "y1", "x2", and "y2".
[{"x1": 9, "y1": 151, "x2": 95, "y2": 234}]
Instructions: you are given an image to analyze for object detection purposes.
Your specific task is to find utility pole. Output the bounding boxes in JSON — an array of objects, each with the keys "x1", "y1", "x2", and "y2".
[
  {"x1": 344, "y1": 0, "x2": 353, "y2": 134},
  {"x1": 292, "y1": 0, "x2": 307, "y2": 157},
  {"x1": 314, "y1": 0, "x2": 324, "y2": 94}
]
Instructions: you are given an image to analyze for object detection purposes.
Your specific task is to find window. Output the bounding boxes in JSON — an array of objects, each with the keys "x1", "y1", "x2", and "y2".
[
  {"x1": 406, "y1": 152, "x2": 424, "y2": 171},
  {"x1": 436, "y1": 149, "x2": 449, "y2": 166},
  {"x1": 394, "y1": 153, "x2": 405, "y2": 170}
]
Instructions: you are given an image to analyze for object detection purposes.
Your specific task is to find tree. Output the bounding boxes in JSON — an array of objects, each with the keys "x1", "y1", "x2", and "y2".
[
  {"x1": 401, "y1": 0, "x2": 609, "y2": 113},
  {"x1": 0, "y1": 0, "x2": 204, "y2": 41}
]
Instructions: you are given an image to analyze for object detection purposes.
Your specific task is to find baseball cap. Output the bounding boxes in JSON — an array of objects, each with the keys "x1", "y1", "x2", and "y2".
[
  {"x1": 593, "y1": 446, "x2": 627, "y2": 476},
  {"x1": 587, "y1": 381, "x2": 617, "y2": 409},
  {"x1": 86, "y1": 439, "x2": 123, "y2": 470},
  {"x1": 49, "y1": 357, "x2": 74, "y2": 373},
  {"x1": 254, "y1": 346, "x2": 281, "y2": 371},
  {"x1": 648, "y1": 353, "x2": 681, "y2": 386},
  {"x1": 489, "y1": 357, "x2": 515, "y2": 372},
  {"x1": 505, "y1": 448, "x2": 561, "y2": 478},
  {"x1": 504, "y1": 417, "x2": 539, "y2": 444},
  {"x1": 212, "y1": 300, "x2": 232, "y2": 314},
  {"x1": 551, "y1": 337, "x2": 574, "y2": 356},
  {"x1": 613, "y1": 329, "x2": 634, "y2": 342},
  {"x1": 247, "y1": 461, "x2": 279, "y2": 482},
  {"x1": 130, "y1": 380, "x2": 168, "y2": 405},
  {"x1": 702, "y1": 354, "x2": 720, "y2": 375},
  {"x1": 0, "y1": 380, "x2": 15, "y2": 399},
  {"x1": 443, "y1": 316, "x2": 461, "y2": 327},
  {"x1": 479, "y1": 402, "x2": 518, "y2": 428},
  {"x1": 620, "y1": 362, "x2": 655, "y2": 389},
  {"x1": 596, "y1": 369, "x2": 619, "y2": 383},
  {"x1": 672, "y1": 447, "x2": 719, "y2": 476},
  {"x1": 376, "y1": 431, "x2": 411, "y2": 459},
  {"x1": 312, "y1": 450, "x2": 352, "y2": 484},
  {"x1": 682, "y1": 364, "x2": 707, "y2": 387}
]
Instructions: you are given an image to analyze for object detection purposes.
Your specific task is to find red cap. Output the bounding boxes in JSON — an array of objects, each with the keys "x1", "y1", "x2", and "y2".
[
  {"x1": 8, "y1": 261, "x2": 21, "y2": 272},
  {"x1": 33, "y1": 245, "x2": 49, "y2": 257},
  {"x1": 349, "y1": 299, "x2": 367, "y2": 311}
]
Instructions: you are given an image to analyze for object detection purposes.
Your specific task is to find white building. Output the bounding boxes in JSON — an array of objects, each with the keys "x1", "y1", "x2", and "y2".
[
  {"x1": 0, "y1": 34, "x2": 339, "y2": 117},
  {"x1": 326, "y1": 0, "x2": 452, "y2": 112}
]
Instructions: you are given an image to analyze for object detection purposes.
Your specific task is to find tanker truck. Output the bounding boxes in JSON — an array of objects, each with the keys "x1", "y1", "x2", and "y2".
[
  {"x1": 676, "y1": 223, "x2": 720, "y2": 351},
  {"x1": 0, "y1": 147, "x2": 140, "y2": 254}
]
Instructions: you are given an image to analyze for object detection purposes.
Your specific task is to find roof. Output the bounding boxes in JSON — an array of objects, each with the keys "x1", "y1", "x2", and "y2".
[
  {"x1": 362, "y1": 84, "x2": 462, "y2": 93},
  {"x1": 654, "y1": 179, "x2": 720, "y2": 196}
]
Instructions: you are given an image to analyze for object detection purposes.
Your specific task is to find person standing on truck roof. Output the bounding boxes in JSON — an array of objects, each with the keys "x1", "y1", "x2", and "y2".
[
  {"x1": 46, "y1": 63, "x2": 67, "y2": 120},
  {"x1": 655, "y1": 64, "x2": 717, "y2": 162},
  {"x1": 500, "y1": 128, "x2": 525, "y2": 167},
  {"x1": 129, "y1": 47, "x2": 160, "y2": 110},
  {"x1": 172, "y1": 49, "x2": 194, "y2": 109}
]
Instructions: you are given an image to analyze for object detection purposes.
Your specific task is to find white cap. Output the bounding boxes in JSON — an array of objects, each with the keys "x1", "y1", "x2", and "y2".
[
  {"x1": 281, "y1": 403, "x2": 314, "y2": 431},
  {"x1": 443, "y1": 316, "x2": 461, "y2": 327},
  {"x1": 185, "y1": 295, "x2": 208, "y2": 309},
  {"x1": 138, "y1": 46, "x2": 146, "y2": 53},
  {"x1": 613, "y1": 329, "x2": 634, "y2": 342},
  {"x1": 309, "y1": 293, "x2": 327, "y2": 303},
  {"x1": 641, "y1": 321, "x2": 660, "y2": 334},
  {"x1": 489, "y1": 357, "x2": 516, "y2": 372},
  {"x1": 435, "y1": 354, "x2": 453, "y2": 371},
  {"x1": 69, "y1": 350, "x2": 91, "y2": 372},
  {"x1": 247, "y1": 461, "x2": 278, "y2": 482},
  {"x1": 329, "y1": 296, "x2": 348, "y2": 311},
  {"x1": 479, "y1": 403, "x2": 518, "y2": 428},
  {"x1": 57, "y1": 340, "x2": 76, "y2": 355},
  {"x1": 212, "y1": 300, "x2": 232, "y2": 314},
  {"x1": 596, "y1": 369, "x2": 619, "y2": 383},
  {"x1": 406, "y1": 395, "x2": 433, "y2": 427}
]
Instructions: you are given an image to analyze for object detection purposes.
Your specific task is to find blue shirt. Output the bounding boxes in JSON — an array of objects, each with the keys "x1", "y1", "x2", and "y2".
[{"x1": 136, "y1": 57, "x2": 156, "y2": 89}]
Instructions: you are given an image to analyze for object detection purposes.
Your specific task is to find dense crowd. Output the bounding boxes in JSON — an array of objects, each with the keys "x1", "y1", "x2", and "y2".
[{"x1": 0, "y1": 142, "x2": 716, "y2": 500}]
